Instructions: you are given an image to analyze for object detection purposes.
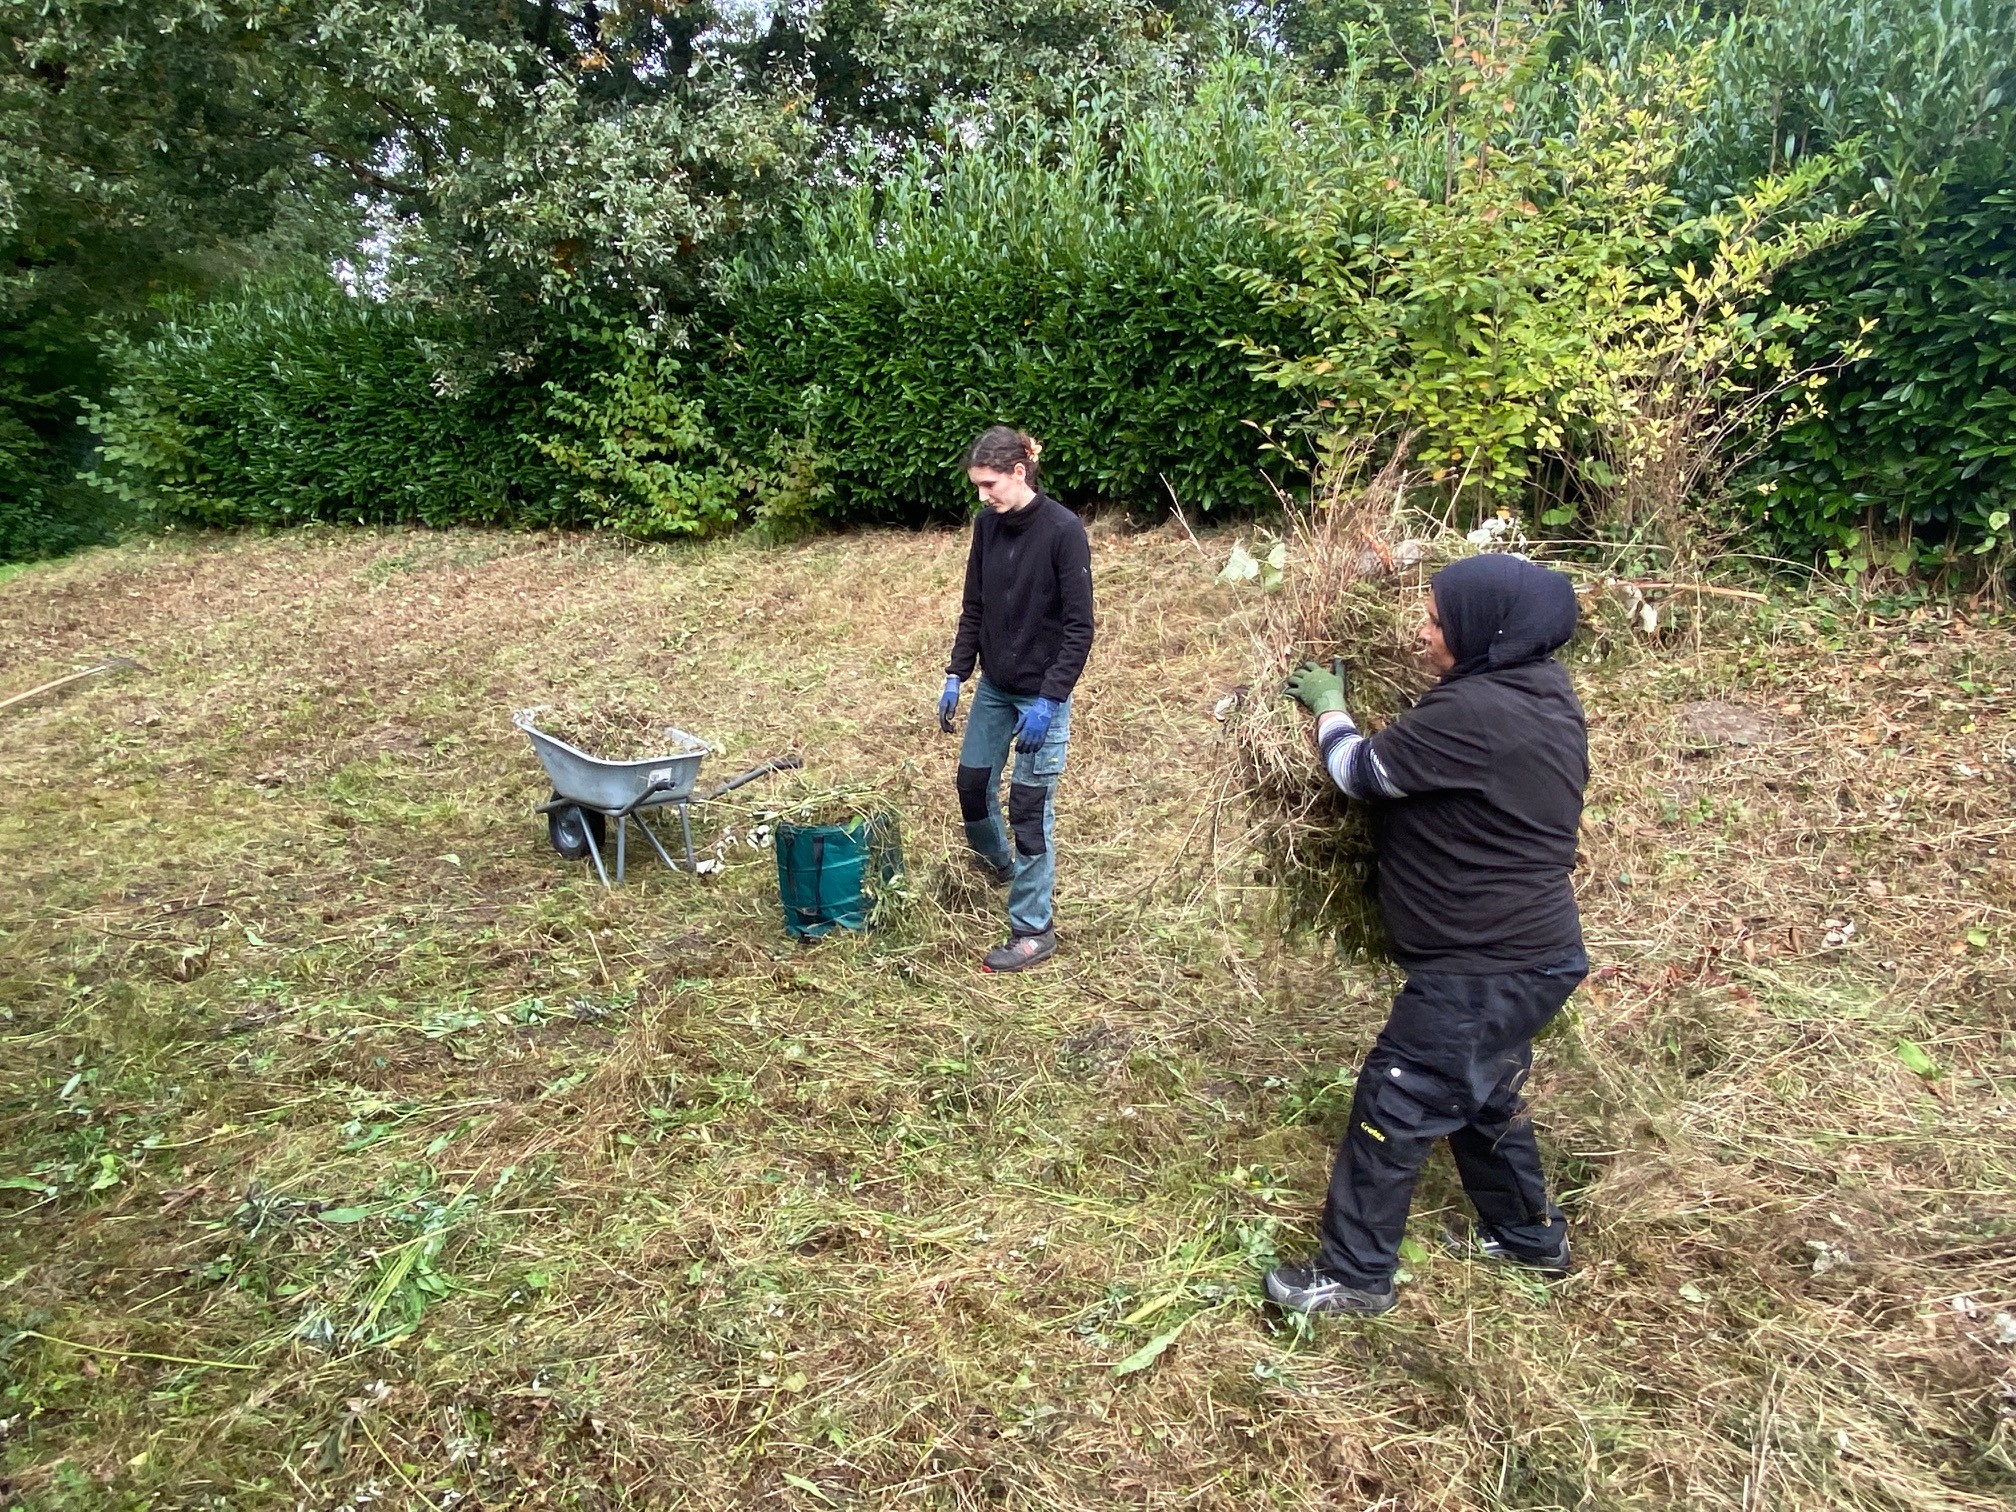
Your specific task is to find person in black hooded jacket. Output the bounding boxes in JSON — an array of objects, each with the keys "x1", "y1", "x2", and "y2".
[{"x1": 1264, "y1": 553, "x2": 1590, "y2": 1316}]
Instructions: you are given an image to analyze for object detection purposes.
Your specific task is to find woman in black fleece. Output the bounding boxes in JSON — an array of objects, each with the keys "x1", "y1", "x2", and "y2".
[
  {"x1": 1266, "y1": 553, "x2": 1589, "y2": 1316},
  {"x1": 936, "y1": 427, "x2": 1095, "y2": 972}
]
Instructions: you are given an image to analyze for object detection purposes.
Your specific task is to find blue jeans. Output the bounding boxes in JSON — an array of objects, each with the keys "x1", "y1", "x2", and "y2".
[{"x1": 955, "y1": 678, "x2": 1071, "y2": 938}]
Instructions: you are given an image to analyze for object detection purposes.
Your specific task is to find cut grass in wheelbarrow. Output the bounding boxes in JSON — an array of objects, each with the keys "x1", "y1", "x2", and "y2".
[{"x1": 514, "y1": 707, "x2": 800, "y2": 887}]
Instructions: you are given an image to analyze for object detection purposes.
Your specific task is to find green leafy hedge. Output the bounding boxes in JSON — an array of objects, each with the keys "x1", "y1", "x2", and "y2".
[
  {"x1": 703, "y1": 71, "x2": 1312, "y2": 522},
  {"x1": 87, "y1": 289, "x2": 570, "y2": 530},
  {"x1": 0, "y1": 349, "x2": 124, "y2": 561},
  {"x1": 1677, "y1": 0, "x2": 2016, "y2": 566},
  {"x1": 85, "y1": 71, "x2": 1318, "y2": 539},
  {"x1": 0, "y1": 415, "x2": 112, "y2": 561},
  {"x1": 1761, "y1": 187, "x2": 2016, "y2": 570},
  {"x1": 78, "y1": 9, "x2": 2016, "y2": 573}
]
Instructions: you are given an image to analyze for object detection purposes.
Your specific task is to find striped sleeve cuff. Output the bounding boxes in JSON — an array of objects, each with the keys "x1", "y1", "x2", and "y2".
[{"x1": 1316, "y1": 711, "x2": 1405, "y2": 800}]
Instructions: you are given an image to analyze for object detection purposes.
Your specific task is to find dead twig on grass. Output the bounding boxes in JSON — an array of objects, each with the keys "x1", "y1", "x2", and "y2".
[
  {"x1": 1622, "y1": 580, "x2": 1771, "y2": 604},
  {"x1": 8, "y1": 1330, "x2": 261, "y2": 1372},
  {"x1": 0, "y1": 656, "x2": 141, "y2": 715},
  {"x1": 1160, "y1": 474, "x2": 1211, "y2": 569}
]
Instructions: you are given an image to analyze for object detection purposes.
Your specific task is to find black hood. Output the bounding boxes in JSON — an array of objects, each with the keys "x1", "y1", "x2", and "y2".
[{"x1": 1431, "y1": 553, "x2": 1579, "y2": 679}]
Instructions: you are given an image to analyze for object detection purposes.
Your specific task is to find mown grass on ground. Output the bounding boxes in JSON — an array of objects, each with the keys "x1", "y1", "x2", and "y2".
[{"x1": 1, "y1": 524, "x2": 2012, "y2": 1511}]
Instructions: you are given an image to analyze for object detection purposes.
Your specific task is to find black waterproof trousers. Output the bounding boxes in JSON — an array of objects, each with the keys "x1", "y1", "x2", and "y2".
[{"x1": 1317, "y1": 952, "x2": 1587, "y2": 1287}]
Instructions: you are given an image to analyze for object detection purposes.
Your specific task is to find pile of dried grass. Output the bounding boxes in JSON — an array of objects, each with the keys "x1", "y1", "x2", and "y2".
[
  {"x1": 759, "y1": 775, "x2": 895, "y2": 830},
  {"x1": 1224, "y1": 455, "x2": 1478, "y2": 953},
  {"x1": 530, "y1": 694, "x2": 693, "y2": 761}
]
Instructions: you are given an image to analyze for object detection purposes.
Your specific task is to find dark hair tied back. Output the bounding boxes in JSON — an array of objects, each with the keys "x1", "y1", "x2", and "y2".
[{"x1": 963, "y1": 424, "x2": 1042, "y2": 487}]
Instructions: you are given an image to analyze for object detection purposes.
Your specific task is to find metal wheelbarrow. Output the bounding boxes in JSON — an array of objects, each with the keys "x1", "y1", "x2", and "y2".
[{"x1": 514, "y1": 709, "x2": 801, "y2": 888}]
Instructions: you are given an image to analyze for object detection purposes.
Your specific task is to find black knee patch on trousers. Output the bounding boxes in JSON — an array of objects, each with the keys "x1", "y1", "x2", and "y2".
[
  {"x1": 955, "y1": 765, "x2": 993, "y2": 823},
  {"x1": 1008, "y1": 783, "x2": 1049, "y2": 856}
]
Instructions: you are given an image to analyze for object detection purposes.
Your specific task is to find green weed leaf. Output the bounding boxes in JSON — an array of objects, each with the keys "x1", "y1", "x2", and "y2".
[
  {"x1": 1893, "y1": 1039, "x2": 1939, "y2": 1078},
  {"x1": 1113, "y1": 1322, "x2": 1187, "y2": 1377}
]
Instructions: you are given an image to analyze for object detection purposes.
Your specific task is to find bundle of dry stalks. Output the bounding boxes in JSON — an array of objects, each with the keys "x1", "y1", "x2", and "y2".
[
  {"x1": 1225, "y1": 453, "x2": 1478, "y2": 953},
  {"x1": 759, "y1": 775, "x2": 897, "y2": 830}
]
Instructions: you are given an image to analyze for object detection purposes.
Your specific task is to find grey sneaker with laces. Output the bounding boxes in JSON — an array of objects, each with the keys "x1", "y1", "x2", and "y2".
[
  {"x1": 1449, "y1": 1222, "x2": 1572, "y2": 1277},
  {"x1": 982, "y1": 929, "x2": 1055, "y2": 973},
  {"x1": 1263, "y1": 1263, "x2": 1396, "y2": 1316}
]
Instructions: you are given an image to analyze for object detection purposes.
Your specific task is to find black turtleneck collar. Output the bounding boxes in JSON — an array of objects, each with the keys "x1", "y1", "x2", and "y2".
[{"x1": 997, "y1": 491, "x2": 1050, "y2": 534}]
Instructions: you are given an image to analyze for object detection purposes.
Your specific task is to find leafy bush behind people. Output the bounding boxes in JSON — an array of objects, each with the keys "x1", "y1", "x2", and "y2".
[{"x1": 87, "y1": 288, "x2": 570, "y2": 531}]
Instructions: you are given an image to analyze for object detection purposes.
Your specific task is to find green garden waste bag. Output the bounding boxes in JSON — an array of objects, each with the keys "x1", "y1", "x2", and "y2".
[{"x1": 774, "y1": 813, "x2": 902, "y2": 940}]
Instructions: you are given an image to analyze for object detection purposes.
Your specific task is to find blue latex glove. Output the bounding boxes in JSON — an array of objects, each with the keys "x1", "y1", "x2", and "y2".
[
  {"x1": 937, "y1": 675, "x2": 962, "y2": 733},
  {"x1": 1013, "y1": 696, "x2": 1060, "y2": 753}
]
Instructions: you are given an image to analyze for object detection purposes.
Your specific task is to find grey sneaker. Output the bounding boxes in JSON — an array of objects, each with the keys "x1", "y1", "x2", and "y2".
[
  {"x1": 1450, "y1": 1223, "x2": 1571, "y2": 1278},
  {"x1": 1264, "y1": 1263, "x2": 1396, "y2": 1316},
  {"x1": 982, "y1": 929, "x2": 1056, "y2": 973},
  {"x1": 970, "y1": 854, "x2": 1014, "y2": 886}
]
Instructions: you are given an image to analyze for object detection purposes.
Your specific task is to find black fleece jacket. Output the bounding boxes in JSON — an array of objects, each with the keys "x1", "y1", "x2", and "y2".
[{"x1": 946, "y1": 493, "x2": 1095, "y2": 703}]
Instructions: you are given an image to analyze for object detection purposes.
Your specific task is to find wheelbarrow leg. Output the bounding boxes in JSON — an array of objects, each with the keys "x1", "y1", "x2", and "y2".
[
  {"x1": 580, "y1": 816, "x2": 613, "y2": 890},
  {"x1": 635, "y1": 808, "x2": 681, "y2": 873},
  {"x1": 680, "y1": 803, "x2": 696, "y2": 872},
  {"x1": 616, "y1": 816, "x2": 628, "y2": 883}
]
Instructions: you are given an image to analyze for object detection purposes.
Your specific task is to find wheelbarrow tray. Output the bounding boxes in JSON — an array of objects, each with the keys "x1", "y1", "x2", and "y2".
[{"x1": 513, "y1": 709, "x2": 708, "y2": 814}]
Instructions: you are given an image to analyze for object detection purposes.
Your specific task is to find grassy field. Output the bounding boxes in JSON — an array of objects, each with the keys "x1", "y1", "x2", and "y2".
[{"x1": 2, "y1": 524, "x2": 2013, "y2": 1511}]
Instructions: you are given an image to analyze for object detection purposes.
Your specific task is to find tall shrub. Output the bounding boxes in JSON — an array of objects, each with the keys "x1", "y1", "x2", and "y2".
[
  {"x1": 88, "y1": 289, "x2": 569, "y2": 530},
  {"x1": 703, "y1": 63, "x2": 1314, "y2": 522},
  {"x1": 535, "y1": 331, "x2": 761, "y2": 538},
  {"x1": 1674, "y1": 0, "x2": 2016, "y2": 569},
  {"x1": 1225, "y1": 17, "x2": 1858, "y2": 554}
]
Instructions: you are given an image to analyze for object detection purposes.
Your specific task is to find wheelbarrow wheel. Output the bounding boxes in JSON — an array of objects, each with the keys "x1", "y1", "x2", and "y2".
[{"x1": 547, "y1": 798, "x2": 606, "y2": 860}]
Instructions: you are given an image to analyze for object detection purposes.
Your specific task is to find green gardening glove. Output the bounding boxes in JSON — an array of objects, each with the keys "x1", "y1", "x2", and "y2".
[{"x1": 1284, "y1": 661, "x2": 1349, "y2": 718}]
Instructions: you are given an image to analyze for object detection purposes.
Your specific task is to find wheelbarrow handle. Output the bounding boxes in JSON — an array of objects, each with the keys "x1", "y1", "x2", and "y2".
[
  {"x1": 612, "y1": 775, "x2": 680, "y2": 820},
  {"x1": 701, "y1": 753, "x2": 802, "y2": 802}
]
